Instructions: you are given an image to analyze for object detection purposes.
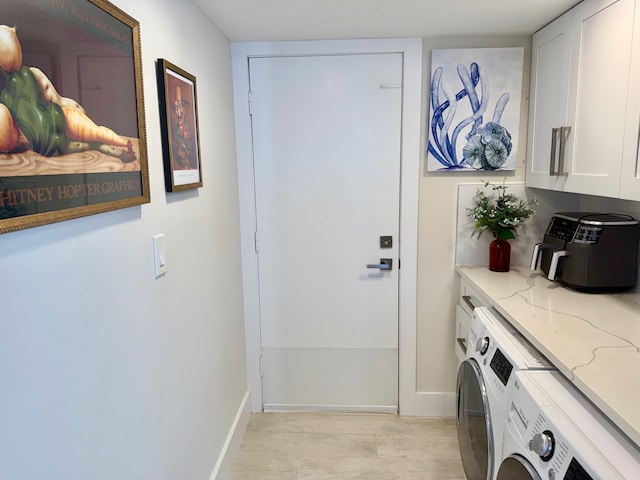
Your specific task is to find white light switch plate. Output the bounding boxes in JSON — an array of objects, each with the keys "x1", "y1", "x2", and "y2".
[{"x1": 153, "y1": 234, "x2": 167, "y2": 277}]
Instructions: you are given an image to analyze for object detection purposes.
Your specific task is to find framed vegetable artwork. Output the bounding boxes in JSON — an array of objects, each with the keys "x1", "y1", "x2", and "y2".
[
  {"x1": 0, "y1": 0, "x2": 150, "y2": 234},
  {"x1": 156, "y1": 59, "x2": 203, "y2": 192}
]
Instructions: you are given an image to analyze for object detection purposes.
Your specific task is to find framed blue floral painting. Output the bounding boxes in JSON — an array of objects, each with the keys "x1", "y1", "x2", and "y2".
[{"x1": 426, "y1": 47, "x2": 524, "y2": 172}]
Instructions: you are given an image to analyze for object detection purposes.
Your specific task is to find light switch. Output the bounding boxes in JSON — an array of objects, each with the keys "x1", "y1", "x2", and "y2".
[{"x1": 153, "y1": 234, "x2": 167, "y2": 277}]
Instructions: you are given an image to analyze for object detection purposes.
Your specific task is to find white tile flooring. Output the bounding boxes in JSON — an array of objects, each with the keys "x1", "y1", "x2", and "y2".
[{"x1": 230, "y1": 412, "x2": 465, "y2": 479}]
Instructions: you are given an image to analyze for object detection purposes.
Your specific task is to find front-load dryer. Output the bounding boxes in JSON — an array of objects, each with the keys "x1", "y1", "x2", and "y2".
[
  {"x1": 456, "y1": 306, "x2": 554, "y2": 480},
  {"x1": 498, "y1": 370, "x2": 640, "y2": 479}
]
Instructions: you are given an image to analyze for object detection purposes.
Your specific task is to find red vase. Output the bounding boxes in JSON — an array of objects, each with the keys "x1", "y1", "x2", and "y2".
[{"x1": 489, "y1": 238, "x2": 511, "y2": 272}]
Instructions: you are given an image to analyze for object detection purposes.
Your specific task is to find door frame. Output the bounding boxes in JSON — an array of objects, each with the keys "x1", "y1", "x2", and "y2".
[{"x1": 231, "y1": 38, "x2": 423, "y2": 414}]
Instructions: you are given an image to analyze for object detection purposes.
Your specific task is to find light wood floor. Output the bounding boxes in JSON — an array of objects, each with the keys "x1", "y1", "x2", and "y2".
[{"x1": 230, "y1": 412, "x2": 465, "y2": 479}]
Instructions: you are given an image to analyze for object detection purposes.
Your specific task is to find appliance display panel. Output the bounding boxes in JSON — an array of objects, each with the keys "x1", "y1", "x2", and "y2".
[
  {"x1": 490, "y1": 348, "x2": 513, "y2": 386},
  {"x1": 547, "y1": 217, "x2": 578, "y2": 242},
  {"x1": 563, "y1": 457, "x2": 594, "y2": 480}
]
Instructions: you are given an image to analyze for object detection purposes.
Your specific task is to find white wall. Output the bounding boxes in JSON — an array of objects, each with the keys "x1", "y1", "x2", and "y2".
[
  {"x1": 417, "y1": 35, "x2": 532, "y2": 395},
  {"x1": 0, "y1": 1, "x2": 248, "y2": 479}
]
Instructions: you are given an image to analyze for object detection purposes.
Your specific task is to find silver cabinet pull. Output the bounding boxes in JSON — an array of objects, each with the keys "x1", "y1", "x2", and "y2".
[
  {"x1": 550, "y1": 127, "x2": 560, "y2": 176},
  {"x1": 462, "y1": 295, "x2": 476, "y2": 311},
  {"x1": 637, "y1": 114, "x2": 640, "y2": 166},
  {"x1": 558, "y1": 126, "x2": 571, "y2": 177},
  {"x1": 457, "y1": 338, "x2": 467, "y2": 354}
]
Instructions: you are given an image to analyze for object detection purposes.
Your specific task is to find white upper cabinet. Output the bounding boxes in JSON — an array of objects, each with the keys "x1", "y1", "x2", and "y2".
[
  {"x1": 527, "y1": 0, "x2": 640, "y2": 200},
  {"x1": 620, "y1": 1, "x2": 640, "y2": 200},
  {"x1": 565, "y1": 0, "x2": 635, "y2": 196},
  {"x1": 527, "y1": 10, "x2": 573, "y2": 191}
]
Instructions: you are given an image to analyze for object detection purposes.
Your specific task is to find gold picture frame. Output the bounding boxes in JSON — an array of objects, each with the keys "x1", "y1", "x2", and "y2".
[{"x1": 0, "y1": 0, "x2": 149, "y2": 234}]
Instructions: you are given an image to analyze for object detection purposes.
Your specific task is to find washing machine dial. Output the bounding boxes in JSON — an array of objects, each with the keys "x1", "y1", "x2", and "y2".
[
  {"x1": 529, "y1": 430, "x2": 555, "y2": 461},
  {"x1": 475, "y1": 336, "x2": 490, "y2": 355}
]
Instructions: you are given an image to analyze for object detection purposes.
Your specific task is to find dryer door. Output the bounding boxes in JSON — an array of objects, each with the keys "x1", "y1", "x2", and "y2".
[
  {"x1": 496, "y1": 455, "x2": 542, "y2": 480},
  {"x1": 456, "y1": 359, "x2": 493, "y2": 480}
]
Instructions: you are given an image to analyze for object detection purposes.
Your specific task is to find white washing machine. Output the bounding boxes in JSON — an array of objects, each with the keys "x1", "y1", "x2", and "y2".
[
  {"x1": 498, "y1": 370, "x2": 640, "y2": 480},
  {"x1": 456, "y1": 306, "x2": 554, "y2": 480}
]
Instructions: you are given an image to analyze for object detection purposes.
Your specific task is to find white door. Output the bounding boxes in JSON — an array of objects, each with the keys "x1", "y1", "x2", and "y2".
[{"x1": 249, "y1": 54, "x2": 402, "y2": 411}]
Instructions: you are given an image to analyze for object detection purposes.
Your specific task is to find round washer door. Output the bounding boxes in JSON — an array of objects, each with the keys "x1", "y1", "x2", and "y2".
[
  {"x1": 456, "y1": 358, "x2": 493, "y2": 480},
  {"x1": 496, "y1": 454, "x2": 542, "y2": 480}
]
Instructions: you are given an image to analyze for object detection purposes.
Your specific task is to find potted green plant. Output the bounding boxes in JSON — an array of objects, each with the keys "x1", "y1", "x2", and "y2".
[{"x1": 467, "y1": 180, "x2": 537, "y2": 271}]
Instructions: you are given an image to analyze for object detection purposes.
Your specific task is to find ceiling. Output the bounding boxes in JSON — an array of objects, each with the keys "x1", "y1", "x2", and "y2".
[{"x1": 190, "y1": 0, "x2": 582, "y2": 42}]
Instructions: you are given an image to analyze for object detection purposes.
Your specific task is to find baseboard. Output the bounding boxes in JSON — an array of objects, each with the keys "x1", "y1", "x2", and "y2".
[
  {"x1": 401, "y1": 391, "x2": 456, "y2": 417},
  {"x1": 264, "y1": 403, "x2": 397, "y2": 413},
  {"x1": 209, "y1": 390, "x2": 251, "y2": 480}
]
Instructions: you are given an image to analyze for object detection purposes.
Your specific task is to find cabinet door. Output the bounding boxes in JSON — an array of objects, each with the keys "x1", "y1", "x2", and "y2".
[
  {"x1": 564, "y1": 0, "x2": 636, "y2": 196},
  {"x1": 620, "y1": 1, "x2": 640, "y2": 201},
  {"x1": 526, "y1": 10, "x2": 573, "y2": 191}
]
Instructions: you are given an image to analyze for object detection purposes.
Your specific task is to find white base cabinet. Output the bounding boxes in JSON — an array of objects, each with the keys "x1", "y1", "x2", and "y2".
[
  {"x1": 527, "y1": 0, "x2": 640, "y2": 201},
  {"x1": 455, "y1": 278, "x2": 492, "y2": 365}
]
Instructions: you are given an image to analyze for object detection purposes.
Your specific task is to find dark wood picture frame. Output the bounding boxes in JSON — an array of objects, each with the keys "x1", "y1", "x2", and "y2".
[
  {"x1": 156, "y1": 58, "x2": 203, "y2": 192},
  {"x1": 0, "y1": 0, "x2": 150, "y2": 234}
]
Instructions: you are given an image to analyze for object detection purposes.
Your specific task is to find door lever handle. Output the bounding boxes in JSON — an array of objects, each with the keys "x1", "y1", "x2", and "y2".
[{"x1": 367, "y1": 258, "x2": 392, "y2": 271}]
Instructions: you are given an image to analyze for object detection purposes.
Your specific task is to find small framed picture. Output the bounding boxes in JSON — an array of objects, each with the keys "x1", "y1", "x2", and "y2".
[{"x1": 156, "y1": 59, "x2": 203, "y2": 192}]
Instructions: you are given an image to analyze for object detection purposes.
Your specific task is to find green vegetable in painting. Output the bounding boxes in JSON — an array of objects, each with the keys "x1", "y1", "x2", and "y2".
[{"x1": 1, "y1": 66, "x2": 67, "y2": 156}]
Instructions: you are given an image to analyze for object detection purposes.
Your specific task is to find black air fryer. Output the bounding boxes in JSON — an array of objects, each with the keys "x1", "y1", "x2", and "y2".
[{"x1": 530, "y1": 213, "x2": 640, "y2": 292}]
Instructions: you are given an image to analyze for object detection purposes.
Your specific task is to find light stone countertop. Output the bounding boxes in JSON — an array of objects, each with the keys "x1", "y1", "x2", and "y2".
[{"x1": 456, "y1": 265, "x2": 640, "y2": 448}]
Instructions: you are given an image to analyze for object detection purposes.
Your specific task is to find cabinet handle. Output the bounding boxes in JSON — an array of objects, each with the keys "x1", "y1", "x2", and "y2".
[
  {"x1": 637, "y1": 118, "x2": 640, "y2": 168},
  {"x1": 550, "y1": 127, "x2": 560, "y2": 176},
  {"x1": 457, "y1": 338, "x2": 467, "y2": 354},
  {"x1": 557, "y1": 126, "x2": 571, "y2": 177},
  {"x1": 462, "y1": 295, "x2": 477, "y2": 311}
]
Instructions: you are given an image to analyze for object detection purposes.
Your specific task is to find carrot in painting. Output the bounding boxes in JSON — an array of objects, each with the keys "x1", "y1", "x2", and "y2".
[
  {"x1": 0, "y1": 103, "x2": 21, "y2": 152},
  {"x1": 62, "y1": 105, "x2": 135, "y2": 160}
]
